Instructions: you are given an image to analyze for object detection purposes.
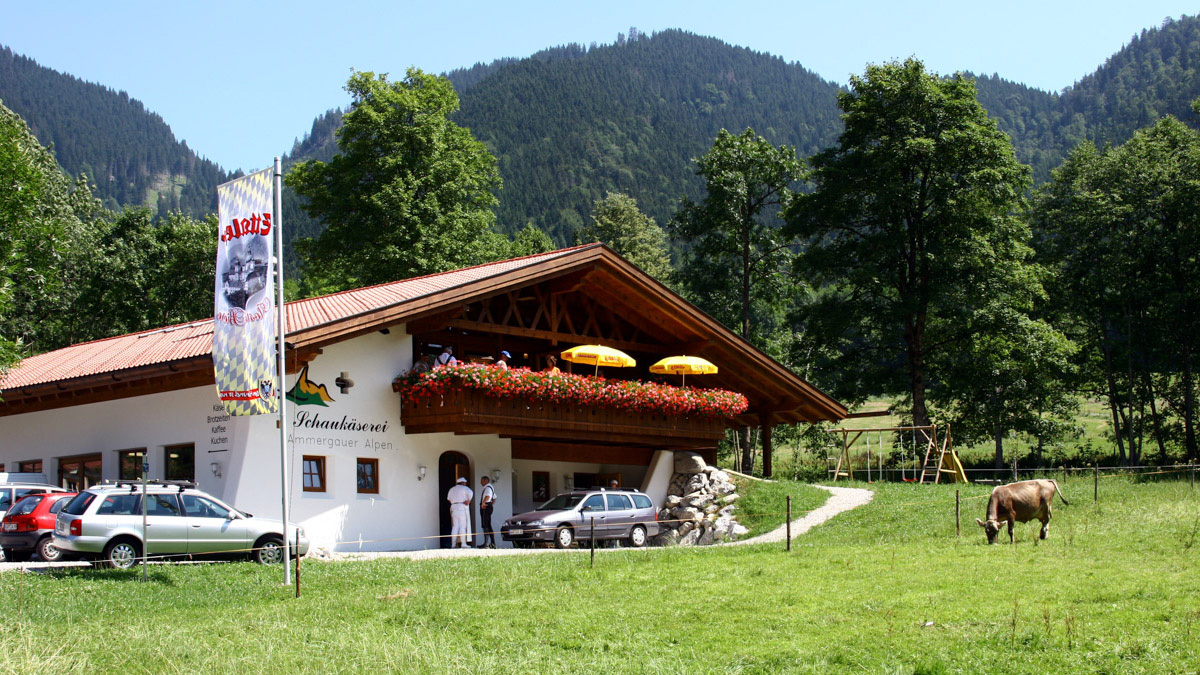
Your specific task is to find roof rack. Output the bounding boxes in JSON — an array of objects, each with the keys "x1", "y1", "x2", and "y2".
[{"x1": 108, "y1": 479, "x2": 198, "y2": 492}]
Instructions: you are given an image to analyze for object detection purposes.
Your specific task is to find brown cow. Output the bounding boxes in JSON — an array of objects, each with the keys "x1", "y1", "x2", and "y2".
[{"x1": 976, "y1": 479, "x2": 1069, "y2": 544}]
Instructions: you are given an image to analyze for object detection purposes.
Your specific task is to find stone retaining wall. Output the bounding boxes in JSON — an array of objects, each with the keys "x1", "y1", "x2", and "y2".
[{"x1": 653, "y1": 451, "x2": 749, "y2": 546}]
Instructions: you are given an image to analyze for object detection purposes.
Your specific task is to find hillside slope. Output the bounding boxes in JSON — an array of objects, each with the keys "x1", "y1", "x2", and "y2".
[{"x1": 0, "y1": 46, "x2": 226, "y2": 215}]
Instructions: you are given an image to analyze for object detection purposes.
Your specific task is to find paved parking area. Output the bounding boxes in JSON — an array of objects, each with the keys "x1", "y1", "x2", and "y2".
[{"x1": 0, "y1": 485, "x2": 874, "y2": 572}]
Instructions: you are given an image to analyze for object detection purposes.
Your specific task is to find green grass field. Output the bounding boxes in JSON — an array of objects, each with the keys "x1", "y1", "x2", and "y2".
[{"x1": 2, "y1": 477, "x2": 1197, "y2": 674}]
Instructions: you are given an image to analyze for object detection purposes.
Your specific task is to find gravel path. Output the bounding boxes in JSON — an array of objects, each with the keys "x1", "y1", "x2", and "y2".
[
  {"x1": 721, "y1": 485, "x2": 873, "y2": 546},
  {"x1": 0, "y1": 485, "x2": 875, "y2": 571},
  {"x1": 327, "y1": 484, "x2": 874, "y2": 562}
]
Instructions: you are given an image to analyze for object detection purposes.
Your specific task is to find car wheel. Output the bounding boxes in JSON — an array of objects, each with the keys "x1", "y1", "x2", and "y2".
[
  {"x1": 37, "y1": 536, "x2": 65, "y2": 562},
  {"x1": 628, "y1": 525, "x2": 647, "y2": 548},
  {"x1": 102, "y1": 538, "x2": 141, "y2": 570},
  {"x1": 254, "y1": 535, "x2": 285, "y2": 565},
  {"x1": 554, "y1": 526, "x2": 574, "y2": 549}
]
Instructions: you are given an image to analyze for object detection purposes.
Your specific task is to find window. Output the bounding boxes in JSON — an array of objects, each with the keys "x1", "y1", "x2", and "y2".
[
  {"x1": 58, "y1": 454, "x2": 101, "y2": 491},
  {"x1": 581, "y1": 494, "x2": 606, "y2": 512},
  {"x1": 0, "y1": 489, "x2": 12, "y2": 512},
  {"x1": 539, "y1": 494, "x2": 583, "y2": 510},
  {"x1": 356, "y1": 458, "x2": 379, "y2": 494},
  {"x1": 606, "y1": 494, "x2": 633, "y2": 511},
  {"x1": 302, "y1": 456, "x2": 326, "y2": 492},
  {"x1": 48, "y1": 496, "x2": 70, "y2": 515},
  {"x1": 181, "y1": 494, "x2": 232, "y2": 519},
  {"x1": 631, "y1": 494, "x2": 652, "y2": 509},
  {"x1": 62, "y1": 493, "x2": 96, "y2": 516},
  {"x1": 96, "y1": 494, "x2": 140, "y2": 516},
  {"x1": 8, "y1": 495, "x2": 42, "y2": 517},
  {"x1": 146, "y1": 494, "x2": 182, "y2": 517},
  {"x1": 18, "y1": 460, "x2": 42, "y2": 473},
  {"x1": 118, "y1": 449, "x2": 146, "y2": 480},
  {"x1": 164, "y1": 444, "x2": 194, "y2": 482}
]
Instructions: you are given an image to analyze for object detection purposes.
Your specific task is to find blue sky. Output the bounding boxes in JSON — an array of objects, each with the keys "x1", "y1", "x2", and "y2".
[{"x1": 2, "y1": 1, "x2": 1194, "y2": 173}]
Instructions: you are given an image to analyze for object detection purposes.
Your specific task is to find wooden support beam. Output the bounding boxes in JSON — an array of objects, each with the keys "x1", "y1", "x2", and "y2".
[
  {"x1": 442, "y1": 318, "x2": 675, "y2": 354},
  {"x1": 760, "y1": 414, "x2": 774, "y2": 479}
]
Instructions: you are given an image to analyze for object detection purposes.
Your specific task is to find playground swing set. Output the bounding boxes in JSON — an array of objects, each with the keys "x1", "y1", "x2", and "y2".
[{"x1": 826, "y1": 423, "x2": 968, "y2": 484}]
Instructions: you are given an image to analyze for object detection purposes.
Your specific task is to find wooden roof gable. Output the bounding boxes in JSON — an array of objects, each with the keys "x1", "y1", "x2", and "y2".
[{"x1": 0, "y1": 244, "x2": 846, "y2": 424}]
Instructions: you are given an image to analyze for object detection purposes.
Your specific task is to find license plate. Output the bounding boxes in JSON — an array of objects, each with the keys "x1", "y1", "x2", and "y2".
[
  {"x1": 1, "y1": 523, "x2": 15, "y2": 532},
  {"x1": 509, "y1": 529, "x2": 523, "y2": 536}
]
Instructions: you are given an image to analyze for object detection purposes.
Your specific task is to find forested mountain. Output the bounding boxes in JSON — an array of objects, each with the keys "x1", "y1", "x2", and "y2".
[
  {"x1": 285, "y1": 19, "x2": 1200, "y2": 243},
  {"x1": 972, "y1": 16, "x2": 1200, "y2": 182},
  {"x1": 451, "y1": 30, "x2": 843, "y2": 242},
  {"x1": 6, "y1": 17, "x2": 1200, "y2": 246},
  {"x1": 0, "y1": 46, "x2": 227, "y2": 216}
]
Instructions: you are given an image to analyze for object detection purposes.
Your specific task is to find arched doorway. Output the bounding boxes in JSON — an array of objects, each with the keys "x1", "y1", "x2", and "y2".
[{"x1": 438, "y1": 451, "x2": 472, "y2": 548}]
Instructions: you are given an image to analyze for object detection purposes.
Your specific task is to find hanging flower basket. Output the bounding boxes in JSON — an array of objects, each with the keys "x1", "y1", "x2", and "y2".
[{"x1": 394, "y1": 363, "x2": 748, "y2": 419}]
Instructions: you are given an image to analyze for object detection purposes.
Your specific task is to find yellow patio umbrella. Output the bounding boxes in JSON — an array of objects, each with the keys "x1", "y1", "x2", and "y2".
[
  {"x1": 650, "y1": 355, "x2": 718, "y2": 387},
  {"x1": 560, "y1": 345, "x2": 637, "y2": 375}
]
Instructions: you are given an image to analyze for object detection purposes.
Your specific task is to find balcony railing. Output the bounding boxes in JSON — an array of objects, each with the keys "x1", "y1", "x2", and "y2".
[{"x1": 400, "y1": 388, "x2": 728, "y2": 445}]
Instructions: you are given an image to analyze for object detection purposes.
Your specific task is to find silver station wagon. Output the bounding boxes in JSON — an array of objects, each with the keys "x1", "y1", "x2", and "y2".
[
  {"x1": 54, "y1": 480, "x2": 309, "y2": 569},
  {"x1": 502, "y1": 488, "x2": 660, "y2": 549}
]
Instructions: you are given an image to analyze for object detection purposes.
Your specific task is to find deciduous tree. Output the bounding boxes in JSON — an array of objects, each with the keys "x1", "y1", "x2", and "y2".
[
  {"x1": 581, "y1": 192, "x2": 671, "y2": 280},
  {"x1": 287, "y1": 69, "x2": 501, "y2": 287},
  {"x1": 1034, "y1": 114, "x2": 1200, "y2": 463},
  {"x1": 671, "y1": 128, "x2": 803, "y2": 475},
  {"x1": 0, "y1": 102, "x2": 100, "y2": 367},
  {"x1": 786, "y1": 59, "x2": 1033, "y2": 431}
]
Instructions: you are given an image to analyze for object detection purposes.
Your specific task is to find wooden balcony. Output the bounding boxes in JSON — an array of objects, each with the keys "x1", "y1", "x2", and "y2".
[{"x1": 400, "y1": 388, "x2": 728, "y2": 448}]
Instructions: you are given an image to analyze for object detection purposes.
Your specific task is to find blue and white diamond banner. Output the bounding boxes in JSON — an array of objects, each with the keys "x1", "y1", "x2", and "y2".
[{"x1": 213, "y1": 168, "x2": 277, "y2": 416}]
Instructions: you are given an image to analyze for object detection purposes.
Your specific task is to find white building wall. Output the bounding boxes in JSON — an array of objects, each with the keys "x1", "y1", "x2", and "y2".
[
  {"x1": 0, "y1": 325, "x2": 513, "y2": 552},
  {"x1": 509, "y1": 459, "x2": 649, "y2": 515},
  {"x1": 0, "y1": 324, "x2": 666, "y2": 552}
]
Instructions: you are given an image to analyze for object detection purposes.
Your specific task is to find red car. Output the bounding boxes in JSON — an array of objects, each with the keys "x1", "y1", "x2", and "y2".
[{"x1": 1, "y1": 492, "x2": 77, "y2": 562}]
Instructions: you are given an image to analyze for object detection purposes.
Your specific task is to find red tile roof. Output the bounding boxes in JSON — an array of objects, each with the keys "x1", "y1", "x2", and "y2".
[{"x1": 1, "y1": 245, "x2": 594, "y2": 392}]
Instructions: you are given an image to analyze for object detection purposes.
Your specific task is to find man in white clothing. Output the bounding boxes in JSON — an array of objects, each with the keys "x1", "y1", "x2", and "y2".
[{"x1": 446, "y1": 476, "x2": 474, "y2": 548}]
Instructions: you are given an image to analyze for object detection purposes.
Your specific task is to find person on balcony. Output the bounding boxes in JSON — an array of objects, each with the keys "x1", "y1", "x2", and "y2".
[
  {"x1": 435, "y1": 346, "x2": 457, "y2": 368},
  {"x1": 495, "y1": 350, "x2": 510, "y2": 370},
  {"x1": 544, "y1": 355, "x2": 560, "y2": 374},
  {"x1": 411, "y1": 354, "x2": 434, "y2": 375}
]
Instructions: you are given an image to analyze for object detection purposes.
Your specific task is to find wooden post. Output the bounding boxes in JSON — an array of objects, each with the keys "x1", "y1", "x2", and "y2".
[
  {"x1": 1093, "y1": 462, "x2": 1098, "y2": 502},
  {"x1": 1012, "y1": 456, "x2": 1018, "y2": 483},
  {"x1": 590, "y1": 517, "x2": 595, "y2": 568},
  {"x1": 761, "y1": 416, "x2": 774, "y2": 479},
  {"x1": 786, "y1": 495, "x2": 792, "y2": 552},
  {"x1": 295, "y1": 546, "x2": 301, "y2": 598},
  {"x1": 955, "y1": 490, "x2": 961, "y2": 538}
]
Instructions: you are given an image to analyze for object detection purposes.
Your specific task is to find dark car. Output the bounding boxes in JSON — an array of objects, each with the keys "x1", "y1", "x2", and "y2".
[
  {"x1": 1, "y1": 492, "x2": 77, "y2": 562},
  {"x1": 501, "y1": 489, "x2": 660, "y2": 549}
]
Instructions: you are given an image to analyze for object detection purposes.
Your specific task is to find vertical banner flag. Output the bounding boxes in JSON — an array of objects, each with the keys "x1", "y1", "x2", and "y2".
[{"x1": 213, "y1": 168, "x2": 278, "y2": 415}]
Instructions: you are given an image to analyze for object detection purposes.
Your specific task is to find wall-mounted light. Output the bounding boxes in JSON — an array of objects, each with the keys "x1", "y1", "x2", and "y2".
[
  {"x1": 491, "y1": 469, "x2": 502, "y2": 483},
  {"x1": 417, "y1": 465, "x2": 427, "y2": 481},
  {"x1": 210, "y1": 462, "x2": 222, "y2": 478}
]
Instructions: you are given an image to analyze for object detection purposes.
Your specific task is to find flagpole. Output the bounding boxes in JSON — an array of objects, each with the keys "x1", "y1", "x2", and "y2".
[{"x1": 273, "y1": 157, "x2": 292, "y2": 586}]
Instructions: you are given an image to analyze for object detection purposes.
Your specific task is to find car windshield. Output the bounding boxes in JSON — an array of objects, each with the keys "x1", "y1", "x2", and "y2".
[
  {"x1": 538, "y1": 494, "x2": 584, "y2": 511},
  {"x1": 6, "y1": 495, "x2": 42, "y2": 517}
]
